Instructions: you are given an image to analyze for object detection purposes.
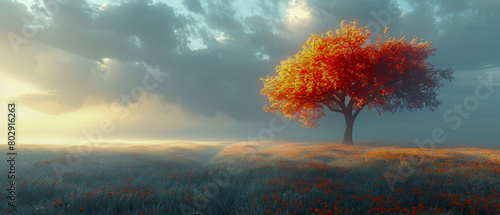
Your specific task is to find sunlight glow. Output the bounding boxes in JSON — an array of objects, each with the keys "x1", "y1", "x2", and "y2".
[
  {"x1": 284, "y1": 0, "x2": 312, "y2": 27},
  {"x1": 216, "y1": 32, "x2": 230, "y2": 42},
  {"x1": 0, "y1": 76, "x2": 47, "y2": 100}
]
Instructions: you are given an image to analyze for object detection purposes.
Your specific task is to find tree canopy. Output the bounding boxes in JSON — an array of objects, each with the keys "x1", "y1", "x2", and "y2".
[{"x1": 260, "y1": 20, "x2": 453, "y2": 143}]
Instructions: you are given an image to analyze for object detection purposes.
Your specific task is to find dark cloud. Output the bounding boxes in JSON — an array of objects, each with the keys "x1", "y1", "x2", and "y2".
[
  {"x1": 95, "y1": 1, "x2": 186, "y2": 63},
  {"x1": 2, "y1": 0, "x2": 499, "y2": 146},
  {"x1": 0, "y1": 0, "x2": 31, "y2": 35},
  {"x1": 183, "y1": 0, "x2": 204, "y2": 14},
  {"x1": 32, "y1": 0, "x2": 143, "y2": 62}
]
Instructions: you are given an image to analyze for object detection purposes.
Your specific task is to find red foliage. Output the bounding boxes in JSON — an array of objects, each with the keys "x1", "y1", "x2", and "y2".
[{"x1": 261, "y1": 20, "x2": 453, "y2": 128}]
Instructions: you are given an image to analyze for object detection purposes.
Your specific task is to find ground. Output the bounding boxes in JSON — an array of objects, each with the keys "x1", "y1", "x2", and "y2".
[{"x1": 1, "y1": 141, "x2": 499, "y2": 215}]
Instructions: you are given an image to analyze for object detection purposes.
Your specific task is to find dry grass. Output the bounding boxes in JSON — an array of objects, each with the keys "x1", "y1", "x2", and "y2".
[{"x1": 2, "y1": 141, "x2": 499, "y2": 214}]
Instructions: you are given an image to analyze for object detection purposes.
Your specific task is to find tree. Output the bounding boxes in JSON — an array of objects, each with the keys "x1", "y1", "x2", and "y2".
[{"x1": 260, "y1": 20, "x2": 453, "y2": 145}]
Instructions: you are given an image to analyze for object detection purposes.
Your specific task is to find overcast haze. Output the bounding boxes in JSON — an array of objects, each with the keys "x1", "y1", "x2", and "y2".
[{"x1": 1, "y1": 0, "x2": 499, "y2": 147}]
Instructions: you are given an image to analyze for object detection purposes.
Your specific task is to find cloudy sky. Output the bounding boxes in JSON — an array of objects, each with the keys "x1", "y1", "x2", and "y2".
[{"x1": 1, "y1": 0, "x2": 499, "y2": 147}]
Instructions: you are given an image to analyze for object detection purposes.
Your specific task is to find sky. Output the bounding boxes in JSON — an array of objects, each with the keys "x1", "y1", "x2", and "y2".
[{"x1": 0, "y1": 0, "x2": 499, "y2": 147}]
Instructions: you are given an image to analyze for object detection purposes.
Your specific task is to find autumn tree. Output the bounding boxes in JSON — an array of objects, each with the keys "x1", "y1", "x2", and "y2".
[{"x1": 260, "y1": 20, "x2": 453, "y2": 145}]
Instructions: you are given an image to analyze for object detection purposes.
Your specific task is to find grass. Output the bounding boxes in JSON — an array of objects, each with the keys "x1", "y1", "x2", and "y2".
[{"x1": 0, "y1": 141, "x2": 499, "y2": 215}]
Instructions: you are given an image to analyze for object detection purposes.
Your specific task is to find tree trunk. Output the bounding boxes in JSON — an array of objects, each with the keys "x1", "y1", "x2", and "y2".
[{"x1": 343, "y1": 114, "x2": 355, "y2": 145}]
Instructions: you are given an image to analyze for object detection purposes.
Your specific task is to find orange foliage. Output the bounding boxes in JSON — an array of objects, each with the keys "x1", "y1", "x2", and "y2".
[{"x1": 261, "y1": 20, "x2": 453, "y2": 128}]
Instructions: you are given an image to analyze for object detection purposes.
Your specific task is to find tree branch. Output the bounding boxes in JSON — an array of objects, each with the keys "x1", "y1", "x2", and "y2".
[
  {"x1": 332, "y1": 92, "x2": 347, "y2": 110},
  {"x1": 353, "y1": 105, "x2": 365, "y2": 119},
  {"x1": 318, "y1": 93, "x2": 345, "y2": 112},
  {"x1": 347, "y1": 98, "x2": 355, "y2": 112},
  {"x1": 324, "y1": 102, "x2": 343, "y2": 113},
  {"x1": 330, "y1": 94, "x2": 342, "y2": 107}
]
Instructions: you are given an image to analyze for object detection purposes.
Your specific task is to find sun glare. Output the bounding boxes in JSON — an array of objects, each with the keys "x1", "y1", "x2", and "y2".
[
  {"x1": 285, "y1": 0, "x2": 312, "y2": 27},
  {"x1": 0, "y1": 76, "x2": 46, "y2": 100}
]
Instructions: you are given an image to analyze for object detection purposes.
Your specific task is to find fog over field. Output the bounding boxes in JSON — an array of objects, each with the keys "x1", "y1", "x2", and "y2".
[{"x1": 1, "y1": 141, "x2": 499, "y2": 214}]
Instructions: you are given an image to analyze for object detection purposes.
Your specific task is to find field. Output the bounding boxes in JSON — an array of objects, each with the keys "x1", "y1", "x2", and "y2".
[{"x1": 1, "y1": 141, "x2": 499, "y2": 215}]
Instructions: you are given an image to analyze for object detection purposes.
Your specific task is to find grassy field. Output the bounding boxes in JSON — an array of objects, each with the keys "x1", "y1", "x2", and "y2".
[{"x1": 1, "y1": 141, "x2": 499, "y2": 215}]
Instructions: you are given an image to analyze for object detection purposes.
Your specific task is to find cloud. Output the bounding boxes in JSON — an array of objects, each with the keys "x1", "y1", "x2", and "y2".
[
  {"x1": 2, "y1": 0, "x2": 500, "y2": 145},
  {"x1": 183, "y1": 0, "x2": 205, "y2": 14},
  {"x1": 284, "y1": 0, "x2": 314, "y2": 31},
  {"x1": 20, "y1": 92, "x2": 242, "y2": 143}
]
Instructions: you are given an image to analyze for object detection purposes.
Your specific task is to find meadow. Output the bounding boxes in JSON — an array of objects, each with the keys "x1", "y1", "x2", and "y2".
[{"x1": 1, "y1": 141, "x2": 499, "y2": 215}]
